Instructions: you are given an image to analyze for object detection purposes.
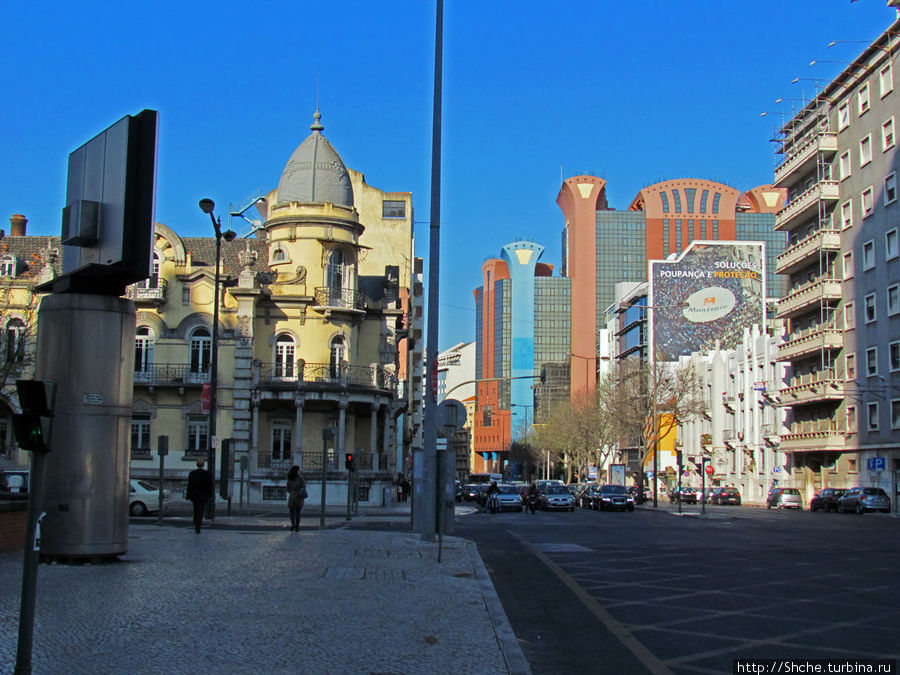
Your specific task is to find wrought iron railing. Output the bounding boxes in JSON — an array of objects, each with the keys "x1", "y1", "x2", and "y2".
[
  {"x1": 258, "y1": 450, "x2": 376, "y2": 472},
  {"x1": 125, "y1": 278, "x2": 168, "y2": 303},
  {"x1": 256, "y1": 361, "x2": 397, "y2": 392},
  {"x1": 314, "y1": 286, "x2": 365, "y2": 310},
  {"x1": 133, "y1": 363, "x2": 210, "y2": 385}
]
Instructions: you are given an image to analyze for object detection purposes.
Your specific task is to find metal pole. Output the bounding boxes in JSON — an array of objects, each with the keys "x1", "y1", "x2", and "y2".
[
  {"x1": 421, "y1": 0, "x2": 443, "y2": 542},
  {"x1": 652, "y1": 358, "x2": 659, "y2": 508},
  {"x1": 14, "y1": 450, "x2": 47, "y2": 675},
  {"x1": 701, "y1": 457, "x2": 707, "y2": 515},
  {"x1": 206, "y1": 227, "x2": 222, "y2": 519},
  {"x1": 157, "y1": 435, "x2": 168, "y2": 525},
  {"x1": 321, "y1": 428, "x2": 333, "y2": 529}
]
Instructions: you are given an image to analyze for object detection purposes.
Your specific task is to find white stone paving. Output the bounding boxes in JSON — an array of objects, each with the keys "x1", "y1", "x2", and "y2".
[{"x1": 0, "y1": 524, "x2": 523, "y2": 674}]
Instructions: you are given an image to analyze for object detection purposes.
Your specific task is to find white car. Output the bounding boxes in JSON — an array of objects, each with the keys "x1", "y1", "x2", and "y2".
[{"x1": 129, "y1": 479, "x2": 172, "y2": 516}]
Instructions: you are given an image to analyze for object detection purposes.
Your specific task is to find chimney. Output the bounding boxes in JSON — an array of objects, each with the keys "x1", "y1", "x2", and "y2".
[{"x1": 10, "y1": 214, "x2": 27, "y2": 236}]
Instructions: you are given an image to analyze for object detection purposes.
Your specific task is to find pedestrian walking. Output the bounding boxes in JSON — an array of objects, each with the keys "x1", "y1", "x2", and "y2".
[
  {"x1": 401, "y1": 477, "x2": 411, "y2": 503},
  {"x1": 286, "y1": 465, "x2": 307, "y2": 531},
  {"x1": 186, "y1": 459, "x2": 213, "y2": 533}
]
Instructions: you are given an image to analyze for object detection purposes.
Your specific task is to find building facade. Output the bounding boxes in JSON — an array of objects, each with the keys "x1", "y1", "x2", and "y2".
[
  {"x1": 557, "y1": 176, "x2": 788, "y2": 400},
  {"x1": 1, "y1": 111, "x2": 421, "y2": 506},
  {"x1": 772, "y1": 18, "x2": 900, "y2": 501},
  {"x1": 472, "y1": 241, "x2": 570, "y2": 477}
]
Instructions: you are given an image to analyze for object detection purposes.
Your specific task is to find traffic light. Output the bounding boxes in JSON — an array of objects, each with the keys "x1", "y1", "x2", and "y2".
[
  {"x1": 344, "y1": 453, "x2": 356, "y2": 471},
  {"x1": 12, "y1": 380, "x2": 57, "y2": 453}
]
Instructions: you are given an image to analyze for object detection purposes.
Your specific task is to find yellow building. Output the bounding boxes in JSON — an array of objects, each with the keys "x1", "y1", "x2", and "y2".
[{"x1": 1, "y1": 111, "x2": 420, "y2": 506}]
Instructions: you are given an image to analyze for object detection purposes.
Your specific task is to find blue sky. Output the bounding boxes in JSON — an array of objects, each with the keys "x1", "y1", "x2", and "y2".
[{"x1": 1, "y1": 1, "x2": 895, "y2": 350}]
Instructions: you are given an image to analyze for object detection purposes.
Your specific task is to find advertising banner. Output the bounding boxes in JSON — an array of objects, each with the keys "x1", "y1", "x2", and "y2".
[{"x1": 649, "y1": 241, "x2": 765, "y2": 361}]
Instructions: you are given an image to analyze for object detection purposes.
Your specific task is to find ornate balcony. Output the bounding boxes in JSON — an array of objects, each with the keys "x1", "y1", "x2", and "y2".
[
  {"x1": 255, "y1": 361, "x2": 398, "y2": 394},
  {"x1": 776, "y1": 326, "x2": 844, "y2": 361},
  {"x1": 775, "y1": 277, "x2": 842, "y2": 319},
  {"x1": 133, "y1": 363, "x2": 209, "y2": 387},
  {"x1": 125, "y1": 278, "x2": 168, "y2": 305},
  {"x1": 775, "y1": 180, "x2": 840, "y2": 231},
  {"x1": 313, "y1": 286, "x2": 365, "y2": 314},
  {"x1": 775, "y1": 229, "x2": 841, "y2": 275},
  {"x1": 773, "y1": 132, "x2": 838, "y2": 188}
]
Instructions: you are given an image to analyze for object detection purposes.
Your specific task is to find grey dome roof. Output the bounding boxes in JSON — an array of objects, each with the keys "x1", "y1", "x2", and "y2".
[{"x1": 276, "y1": 110, "x2": 354, "y2": 207}]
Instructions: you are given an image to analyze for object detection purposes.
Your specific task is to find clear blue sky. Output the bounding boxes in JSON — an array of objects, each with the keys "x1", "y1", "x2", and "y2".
[{"x1": 1, "y1": 1, "x2": 895, "y2": 350}]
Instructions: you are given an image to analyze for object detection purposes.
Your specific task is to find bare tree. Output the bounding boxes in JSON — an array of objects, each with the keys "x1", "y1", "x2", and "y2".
[
  {"x1": 599, "y1": 358, "x2": 707, "y2": 495},
  {"x1": 532, "y1": 391, "x2": 615, "y2": 483}
]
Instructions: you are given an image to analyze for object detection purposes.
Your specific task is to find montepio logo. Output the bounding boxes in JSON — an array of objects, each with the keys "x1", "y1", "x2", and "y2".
[{"x1": 683, "y1": 286, "x2": 736, "y2": 322}]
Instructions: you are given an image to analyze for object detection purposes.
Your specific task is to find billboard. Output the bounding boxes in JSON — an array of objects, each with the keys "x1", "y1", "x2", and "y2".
[{"x1": 649, "y1": 241, "x2": 765, "y2": 362}]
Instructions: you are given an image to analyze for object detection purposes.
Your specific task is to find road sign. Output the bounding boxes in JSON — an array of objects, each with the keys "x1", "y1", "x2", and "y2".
[
  {"x1": 705, "y1": 464, "x2": 714, "y2": 476},
  {"x1": 867, "y1": 457, "x2": 886, "y2": 471}
]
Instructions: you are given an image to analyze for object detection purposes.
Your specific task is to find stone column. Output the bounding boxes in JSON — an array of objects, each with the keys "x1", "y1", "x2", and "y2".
[
  {"x1": 338, "y1": 395, "x2": 349, "y2": 461},
  {"x1": 250, "y1": 392, "x2": 260, "y2": 470},
  {"x1": 294, "y1": 395, "x2": 305, "y2": 469},
  {"x1": 370, "y1": 401, "x2": 380, "y2": 471}
]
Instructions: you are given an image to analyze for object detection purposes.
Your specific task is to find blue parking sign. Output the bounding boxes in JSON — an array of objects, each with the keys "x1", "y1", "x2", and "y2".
[{"x1": 867, "y1": 457, "x2": 886, "y2": 471}]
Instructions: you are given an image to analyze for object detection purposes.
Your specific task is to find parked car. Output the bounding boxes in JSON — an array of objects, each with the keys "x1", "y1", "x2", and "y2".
[
  {"x1": 710, "y1": 487, "x2": 742, "y2": 505},
  {"x1": 538, "y1": 484, "x2": 575, "y2": 511},
  {"x1": 455, "y1": 480, "x2": 462, "y2": 502},
  {"x1": 597, "y1": 484, "x2": 635, "y2": 512},
  {"x1": 766, "y1": 487, "x2": 802, "y2": 509},
  {"x1": 669, "y1": 487, "x2": 697, "y2": 504},
  {"x1": 809, "y1": 488, "x2": 847, "y2": 512},
  {"x1": 701, "y1": 488, "x2": 716, "y2": 504},
  {"x1": 129, "y1": 479, "x2": 172, "y2": 516},
  {"x1": 836, "y1": 487, "x2": 891, "y2": 514},
  {"x1": 1, "y1": 470, "x2": 29, "y2": 495}
]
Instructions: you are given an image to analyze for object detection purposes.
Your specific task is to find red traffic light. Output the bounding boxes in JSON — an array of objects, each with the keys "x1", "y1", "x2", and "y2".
[{"x1": 344, "y1": 453, "x2": 356, "y2": 471}]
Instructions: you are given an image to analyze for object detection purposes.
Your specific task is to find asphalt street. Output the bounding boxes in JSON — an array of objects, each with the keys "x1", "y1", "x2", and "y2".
[{"x1": 454, "y1": 503, "x2": 900, "y2": 675}]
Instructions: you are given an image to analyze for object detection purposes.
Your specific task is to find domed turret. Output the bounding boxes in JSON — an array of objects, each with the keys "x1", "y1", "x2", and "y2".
[{"x1": 276, "y1": 110, "x2": 354, "y2": 208}]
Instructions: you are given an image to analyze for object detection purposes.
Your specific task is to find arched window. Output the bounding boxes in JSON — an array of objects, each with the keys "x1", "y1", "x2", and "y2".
[
  {"x1": 143, "y1": 254, "x2": 161, "y2": 288},
  {"x1": 329, "y1": 336, "x2": 345, "y2": 379},
  {"x1": 134, "y1": 326, "x2": 155, "y2": 378},
  {"x1": 190, "y1": 327, "x2": 211, "y2": 375},
  {"x1": 274, "y1": 334, "x2": 296, "y2": 378},
  {"x1": 326, "y1": 248, "x2": 345, "y2": 290},
  {"x1": 0, "y1": 256, "x2": 17, "y2": 278},
  {"x1": 5, "y1": 319, "x2": 25, "y2": 362}
]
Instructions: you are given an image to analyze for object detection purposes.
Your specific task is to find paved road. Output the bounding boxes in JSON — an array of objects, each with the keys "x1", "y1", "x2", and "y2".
[{"x1": 455, "y1": 504, "x2": 900, "y2": 675}]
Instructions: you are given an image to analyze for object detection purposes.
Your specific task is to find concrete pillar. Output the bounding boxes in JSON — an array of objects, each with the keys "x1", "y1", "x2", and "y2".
[{"x1": 36, "y1": 293, "x2": 135, "y2": 558}]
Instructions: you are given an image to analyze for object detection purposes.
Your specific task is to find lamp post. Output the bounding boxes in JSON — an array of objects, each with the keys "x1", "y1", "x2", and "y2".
[{"x1": 198, "y1": 198, "x2": 236, "y2": 519}]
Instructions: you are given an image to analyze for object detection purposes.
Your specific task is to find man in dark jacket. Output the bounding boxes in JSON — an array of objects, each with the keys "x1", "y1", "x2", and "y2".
[{"x1": 186, "y1": 459, "x2": 213, "y2": 533}]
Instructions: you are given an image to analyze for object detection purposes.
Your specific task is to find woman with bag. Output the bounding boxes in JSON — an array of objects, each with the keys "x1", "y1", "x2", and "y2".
[{"x1": 286, "y1": 465, "x2": 307, "y2": 531}]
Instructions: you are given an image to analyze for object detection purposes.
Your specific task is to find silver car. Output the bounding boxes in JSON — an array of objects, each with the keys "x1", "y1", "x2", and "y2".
[
  {"x1": 836, "y1": 487, "x2": 891, "y2": 514},
  {"x1": 767, "y1": 487, "x2": 802, "y2": 509}
]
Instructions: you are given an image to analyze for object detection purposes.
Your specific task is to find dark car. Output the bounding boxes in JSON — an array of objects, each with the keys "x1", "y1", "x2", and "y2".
[
  {"x1": 710, "y1": 487, "x2": 741, "y2": 505},
  {"x1": 837, "y1": 487, "x2": 891, "y2": 514},
  {"x1": 464, "y1": 484, "x2": 485, "y2": 502},
  {"x1": 810, "y1": 488, "x2": 847, "y2": 512},
  {"x1": 670, "y1": 487, "x2": 697, "y2": 504},
  {"x1": 597, "y1": 484, "x2": 635, "y2": 511}
]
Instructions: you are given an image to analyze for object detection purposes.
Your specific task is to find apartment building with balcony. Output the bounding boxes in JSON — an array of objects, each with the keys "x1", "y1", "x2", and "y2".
[
  {"x1": 773, "y1": 18, "x2": 900, "y2": 499},
  {"x1": 1, "y1": 111, "x2": 421, "y2": 505}
]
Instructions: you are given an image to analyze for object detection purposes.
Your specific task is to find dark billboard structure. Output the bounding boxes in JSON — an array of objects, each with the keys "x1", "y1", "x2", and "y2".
[{"x1": 649, "y1": 241, "x2": 766, "y2": 362}]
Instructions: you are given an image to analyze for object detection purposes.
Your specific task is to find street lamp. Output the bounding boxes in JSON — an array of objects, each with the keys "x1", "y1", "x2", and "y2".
[{"x1": 198, "y1": 198, "x2": 236, "y2": 519}]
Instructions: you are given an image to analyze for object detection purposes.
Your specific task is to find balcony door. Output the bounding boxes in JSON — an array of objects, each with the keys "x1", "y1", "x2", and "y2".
[{"x1": 275, "y1": 334, "x2": 296, "y2": 378}]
